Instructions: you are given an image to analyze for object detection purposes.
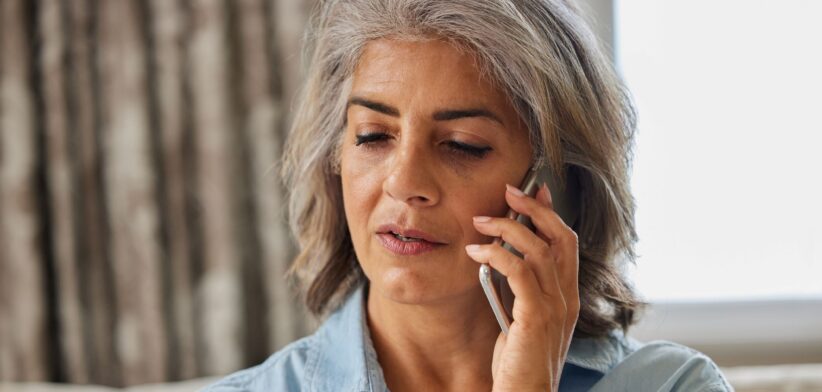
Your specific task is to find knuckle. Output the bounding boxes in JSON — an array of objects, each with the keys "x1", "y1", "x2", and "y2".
[
  {"x1": 499, "y1": 221, "x2": 514, "y2": 239},
  {"x1": 536, "y1": 242, "x2": 552, "y2": 260},
  {"x1": 491, "y1": 219, "x2": 509, "y2": 240},
  {"x1": 510, "y1": 258, "x2": 529, "y2": 278},
  {"x1": 568, "y1": 230, "x2": 579, "y2": 245},
  {"x1": 491, "y1": 242, "x2": 507, "y2": 256},
  {"x1": 509, "y1": 261, "x2": 535, "y2": 286},
  {"x1": 568, "y1": 298, "x2": 581, "y2": 315},
  {"x1": 556, "y1": 226, "x2": 578, "y2": 247}
]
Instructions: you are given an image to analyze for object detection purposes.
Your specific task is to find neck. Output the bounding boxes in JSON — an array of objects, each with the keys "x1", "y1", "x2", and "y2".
[{"x1": 366, "y1": 284, "x2": 499, "y2": 392}]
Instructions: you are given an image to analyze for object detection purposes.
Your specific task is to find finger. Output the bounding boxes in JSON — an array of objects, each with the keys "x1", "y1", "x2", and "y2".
[
  {"x1": 505, "y1": 184, "x2": 570, "y2": 243},
  {"x1": 464, "y1": 243, "x2": 546, "y2": 309},
  {"x1": 513, "y1": 188, "x2": 579, "y2": 367},
  {"x1": 505, "y1": 185, "x2": 578, "y2": 274},
  {"x1": 472, "y1": 216, "x2": 559, "y2": 294},
  {"x1": 507, "y1": 184, "x2": 580, "y2": 306},
  {"x1": 538, "y1": 182, "x2": 580, "y2": 301},
  {"x1": 468, "y1": 242, "x2": 570, "y2": 339},
  {"x1": 536, "y1": 182, "x2": 553, "y2": 209}
]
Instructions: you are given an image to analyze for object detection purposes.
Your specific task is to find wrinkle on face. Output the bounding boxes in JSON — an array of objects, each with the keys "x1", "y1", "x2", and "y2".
[{"x1": 340, "y1": 37, "x2": 533, "y2": 305}]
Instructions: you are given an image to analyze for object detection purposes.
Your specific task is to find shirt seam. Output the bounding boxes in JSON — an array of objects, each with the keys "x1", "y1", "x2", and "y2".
[
  {"x1": 694, "y1": 381, "x2": 734, "y2": 392},
  {"x1": 242, "y1": 338, "x2": 315, "y2": 389}
]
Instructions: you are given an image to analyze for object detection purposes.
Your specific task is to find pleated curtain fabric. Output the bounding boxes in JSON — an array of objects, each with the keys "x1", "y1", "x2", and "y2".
[{"x1": 0, "y1": 0, "x2": 314, "y2": 386}]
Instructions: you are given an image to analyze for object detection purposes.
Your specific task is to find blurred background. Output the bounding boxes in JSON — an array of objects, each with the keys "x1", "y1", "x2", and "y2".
[
  {"x1": 0, "y1": 0, "x2": 820, "y2": 390},
  {"x1": 0, "y1": 0, "x2": 316, "y2": 387}
]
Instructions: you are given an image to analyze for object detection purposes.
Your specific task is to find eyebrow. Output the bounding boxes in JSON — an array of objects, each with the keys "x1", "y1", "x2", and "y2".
[{"x1": 347, "y1": 96, "x2": 504, "y2": 125}]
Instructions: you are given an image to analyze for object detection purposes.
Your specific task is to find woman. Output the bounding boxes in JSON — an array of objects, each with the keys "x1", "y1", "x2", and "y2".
[{"x1": 207, "y1": 0, "x2": 731, "y2": 391}]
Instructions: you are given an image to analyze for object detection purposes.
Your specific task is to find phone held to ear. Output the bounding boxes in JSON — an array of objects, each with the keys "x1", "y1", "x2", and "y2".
[{"x1": 478, "y1": 166, "x2": 579, "y2": 334}]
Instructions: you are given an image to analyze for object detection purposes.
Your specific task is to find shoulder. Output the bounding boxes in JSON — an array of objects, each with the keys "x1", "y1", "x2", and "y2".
[
  {"x1": 201, "y1": 285, "x2": 376, "y2": 392},
  {"x1": 597, "y1": 337, "x2": 732, "y2": 392},
  {"x1": 200, "y1": 336, "x2": 316, "y2": 392},
  {"x1": 567, "y1": 330, "x2": 732, "y2": 391}
]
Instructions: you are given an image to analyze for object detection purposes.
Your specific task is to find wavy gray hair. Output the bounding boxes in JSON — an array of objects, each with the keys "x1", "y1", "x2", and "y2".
[{"x1": 281, "y1": 0, "x2": 643, "y2": 338}]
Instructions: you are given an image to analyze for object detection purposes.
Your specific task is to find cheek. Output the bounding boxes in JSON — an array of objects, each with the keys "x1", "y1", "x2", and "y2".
[
  {"x1": 341, "y1": 148, "x2": 382, "y2": 243},
  {"x1": 451, "y1": 185, "x2": 512, "y2": 244}
]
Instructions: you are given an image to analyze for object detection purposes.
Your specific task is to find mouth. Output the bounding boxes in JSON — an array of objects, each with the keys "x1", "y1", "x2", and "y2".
[
  {"x1": 391, "y1": 232, "x2": 424, "y2": 242},
  {"x1": 376, "y1": 224, "x2": 447, "y2": 244},
  {"x1": 376, "y1": 224, "x2": 447, "y2": 256}
]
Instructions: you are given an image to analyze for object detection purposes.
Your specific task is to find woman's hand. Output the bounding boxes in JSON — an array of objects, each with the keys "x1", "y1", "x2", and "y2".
[{"x1": 465, "y1": 183, "x2": 580, "y2": 392}]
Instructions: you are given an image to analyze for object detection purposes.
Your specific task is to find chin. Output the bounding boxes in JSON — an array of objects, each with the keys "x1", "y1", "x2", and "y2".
[{"x1": 368, "y1": 263, "x2": 478, "y2": 306}]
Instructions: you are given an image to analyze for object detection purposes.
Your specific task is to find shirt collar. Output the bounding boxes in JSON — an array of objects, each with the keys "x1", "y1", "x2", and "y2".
[
  {"x1": 310, "y1": 283, "x2": 637, "y2": 390},
  {"x1": 310, "y1": 284, "x2": 387, "y2": 392}
]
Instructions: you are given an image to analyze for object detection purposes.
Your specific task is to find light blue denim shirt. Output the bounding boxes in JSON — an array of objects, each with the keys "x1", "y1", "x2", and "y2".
[{"x1": 204, "y1": 285, "x2": 732, "y2": 392}]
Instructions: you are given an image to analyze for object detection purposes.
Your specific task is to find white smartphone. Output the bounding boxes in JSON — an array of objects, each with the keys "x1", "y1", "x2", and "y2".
[{"x1": 479, "y1": 166, "x2": 579, "y2": 334}]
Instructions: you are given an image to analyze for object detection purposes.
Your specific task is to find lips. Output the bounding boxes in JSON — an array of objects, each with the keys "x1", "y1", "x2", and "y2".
[{"x1": 376, "y1": 224, "x2": 447, "y2": 244}]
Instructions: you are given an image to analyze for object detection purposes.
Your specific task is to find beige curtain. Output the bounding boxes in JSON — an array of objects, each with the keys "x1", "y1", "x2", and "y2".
[{"x1": 0, "y1": 0, "x2": 314, "y2": 387}]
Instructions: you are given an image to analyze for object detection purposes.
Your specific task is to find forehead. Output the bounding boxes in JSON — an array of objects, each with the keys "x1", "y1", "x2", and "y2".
[{"x1": 350, "y1": 38, "x2": 507, "y2": 107}]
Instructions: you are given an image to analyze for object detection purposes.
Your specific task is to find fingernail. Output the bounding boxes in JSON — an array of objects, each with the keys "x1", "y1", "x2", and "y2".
[
  {"x1": 465, "y1": 244, "x2": 481, "y2": 254},
  {"x1": 473, "y1": 216, "x2": 492, "y2": 223},
  {"x1": 506, "y1": 184, "x2": 525, "y2": 197},
  {"x1": 542, "y1": 182, "x2": 553, "y2": 205}
]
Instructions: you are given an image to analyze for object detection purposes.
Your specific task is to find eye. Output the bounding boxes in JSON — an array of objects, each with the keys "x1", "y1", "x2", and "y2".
[
  {"x1": 354, "y1": 132, "x2": 492, "y2": 159},
  {"x1": 354, "y1": 132, "x2": 390, "y2": 146},
  {"x1": 445, "y1": 140, "x2": 492, "y2": 159}
]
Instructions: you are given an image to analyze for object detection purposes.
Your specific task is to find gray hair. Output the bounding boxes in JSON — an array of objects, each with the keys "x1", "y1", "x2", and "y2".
[{"x1": 282, "y1": 0, "x2": 643, "y2": 338}]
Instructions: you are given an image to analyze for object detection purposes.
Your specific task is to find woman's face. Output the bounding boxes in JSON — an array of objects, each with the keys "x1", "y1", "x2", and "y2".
[{"x1": 341, "y1": 38, "x2": 532, "y2": 305}]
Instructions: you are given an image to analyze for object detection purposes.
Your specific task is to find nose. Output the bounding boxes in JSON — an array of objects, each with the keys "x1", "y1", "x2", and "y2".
[{"x1": 383, "y1": 141, "x2": 440, "y2": 207}]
